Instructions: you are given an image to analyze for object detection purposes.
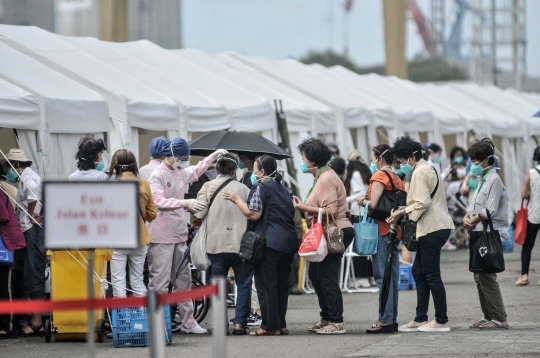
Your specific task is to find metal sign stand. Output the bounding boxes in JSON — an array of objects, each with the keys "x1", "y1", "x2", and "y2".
[
  {"x1": 86, "y1": 249, "x2": 95, "y2": 358},
  {"x1": 147, "y1": 290, "x2": 165, "y2": 358}
]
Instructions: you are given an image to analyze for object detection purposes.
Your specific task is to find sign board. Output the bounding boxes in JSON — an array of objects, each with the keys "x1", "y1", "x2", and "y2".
[{"x1": 43, "y1": 181, "x2": 140, "y2": 249}]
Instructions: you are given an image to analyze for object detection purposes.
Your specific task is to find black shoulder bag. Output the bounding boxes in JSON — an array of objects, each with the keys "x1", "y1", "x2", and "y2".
[
  {"x1": 239, "y1": 182, "x2": 270, "y2": 265},
  {"x1": 401, "y1": 166, "x2": 439, "y2": 252},
  {"x1": 469, "y1": 209, "x2": 505, "y2": 273},
  {"x1": 369, "y1": 170, "x2": 407, "y2": 221}
]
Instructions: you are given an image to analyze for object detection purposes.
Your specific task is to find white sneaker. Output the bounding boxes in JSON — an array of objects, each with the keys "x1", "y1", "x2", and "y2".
[
  {"x1": 441, "y1": 242, "x2": 457, "y2": 251},
  {"x1": 180, "y1": 324, "x2": 208, "y2": 334},
  {"x1": 353, "y1": 278, "x2": 371, "y2": 288},
  {"x1": 398, "y1": 320, "x2": 428, "y2": 332},
  {"x1": 417, "y1": 320, "x2": 451, "y2": 332}
]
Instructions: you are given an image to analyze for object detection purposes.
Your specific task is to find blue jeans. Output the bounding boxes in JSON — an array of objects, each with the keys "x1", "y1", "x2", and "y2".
[
  {"x1": 371, "y1": 233, "x2": 400, "y2": 324},
  {"x1": 208, "y1": 253, "x2": 254, "y2": 327},
  {"x1": 412, "y1": 229, "x2": 451, "y2": 324}
]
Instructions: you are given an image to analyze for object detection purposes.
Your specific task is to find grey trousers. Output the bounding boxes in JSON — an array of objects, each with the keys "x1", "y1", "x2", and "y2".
[{"x1": 473, "y1": 272, "x2": 507, "y2": 322}]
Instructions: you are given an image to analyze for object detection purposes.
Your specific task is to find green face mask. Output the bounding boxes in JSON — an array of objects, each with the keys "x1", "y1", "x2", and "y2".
[
  {"x1": 468, "y1": 177, "x2": 480, "y2": 190},
  {"x1": 6, "y1": 170, "x2": 19, "y2": 183}
]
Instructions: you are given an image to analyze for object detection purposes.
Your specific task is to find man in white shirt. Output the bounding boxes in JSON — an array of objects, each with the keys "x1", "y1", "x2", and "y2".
[
  {"x1": 3, "y1": 149, "x2": 45, "y2": 336},
  {"x1": 139, "y1": 137, "x2": 168, "y2": 181}
]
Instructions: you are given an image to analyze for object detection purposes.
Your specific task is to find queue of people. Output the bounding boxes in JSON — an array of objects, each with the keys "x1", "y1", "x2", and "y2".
[{"x1": 0, "y1": 131, "x2": 527, "y2": 340}]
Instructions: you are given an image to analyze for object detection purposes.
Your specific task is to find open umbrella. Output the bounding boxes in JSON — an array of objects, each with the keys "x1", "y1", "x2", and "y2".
[{"x1": 188, "y1": 131, "x2": 292, "y2": 160}]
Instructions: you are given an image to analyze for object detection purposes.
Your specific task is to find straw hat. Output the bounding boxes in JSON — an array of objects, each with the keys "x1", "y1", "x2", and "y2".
[{"x1": 3, "y1": 149, "x2": 32, "y2": 165}]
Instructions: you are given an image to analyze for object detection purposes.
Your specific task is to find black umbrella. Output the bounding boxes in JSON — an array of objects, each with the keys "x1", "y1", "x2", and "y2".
[
  {"x1": 379, "y1": 198, "x2": 402, "y2": 318},
  {"x1": 188, "y1": 131, "x2": 292, "y2": 160}
]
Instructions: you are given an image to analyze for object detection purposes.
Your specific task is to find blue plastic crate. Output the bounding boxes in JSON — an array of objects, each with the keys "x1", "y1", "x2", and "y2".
[
  {"x1": 503, "y1": 226, "x2": 515, "y2": 253},
  {"x1": 399, "y1": 264, "x2": 416, "y2": 290},
  {"x1": 112, "y1": 305, "x2": 172, "y2": 348}
]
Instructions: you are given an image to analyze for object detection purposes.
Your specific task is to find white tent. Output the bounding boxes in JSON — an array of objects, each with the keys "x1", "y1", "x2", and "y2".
[
  {"x1": 506, "y1": 89, "x2": 540, "y2": 109},
  {"x1": 0, "y1": 78, "x2": 39, "y2": 131},
  {"x1": 59, "y1": 36, "x2": 230, "y2": 139},
  {"x1": 110, "y1": 40, "x2": 275, "y2": 140},
  {"x1": 171, "y1": 48, "x2": 336, "y2": 195},
  {"x1": 0, "y1": 25, "x2": 180, "y2": 159},
  {"x1": 0, "y1": 41, "x2": 108, "y2": 178},
  {"x1": 230, "y1": 54, "x2": 394, "y2": 160}
]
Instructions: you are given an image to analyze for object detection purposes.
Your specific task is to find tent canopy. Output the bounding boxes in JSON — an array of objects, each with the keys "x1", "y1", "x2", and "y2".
[
  {"x1": 0, "y1": 78, "x2": 40, "y2": 130},
  {"x1": 60, "y1": 36, "x2": 229, "y2": 136},
  {"x1": 111, "y1": 40, "x2": 275, "y2": 134},
  {"x1": 0, "y1": 41, "x2": 108, "y2": 133}
]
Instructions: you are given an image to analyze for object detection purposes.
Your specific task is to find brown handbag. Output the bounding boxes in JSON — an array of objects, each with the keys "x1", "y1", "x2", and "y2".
[{"x1": 324, "y1": 207, "x2": 345, "y2": 254}]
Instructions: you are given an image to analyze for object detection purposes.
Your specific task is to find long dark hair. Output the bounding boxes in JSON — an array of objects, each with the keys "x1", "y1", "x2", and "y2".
[
  {"x1": 75, "y1": 137, "x2": 106, "y2": 171},
  {"x1": 107, "y1": 149, "x2": 139, "y2": 177},
  {"x1": 256, "y1": 155, "x2": 283, "y2": 183},
  {"x1": 344, "y1": 160, "x2": 371, "y2": 195}
]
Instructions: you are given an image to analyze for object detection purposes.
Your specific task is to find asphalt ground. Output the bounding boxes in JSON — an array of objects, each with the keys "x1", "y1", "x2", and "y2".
[{"x1": 2, "y1": 245, "x2": 540, "y2": 357}]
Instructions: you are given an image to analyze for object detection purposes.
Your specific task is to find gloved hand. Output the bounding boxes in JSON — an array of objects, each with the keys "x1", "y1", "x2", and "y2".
[
  {"x1": 210, "y1": 149, "x2": 229, "y2": 161},
  {"x1": 181, "y1": 199, "x2": 205, "y2": 213}
]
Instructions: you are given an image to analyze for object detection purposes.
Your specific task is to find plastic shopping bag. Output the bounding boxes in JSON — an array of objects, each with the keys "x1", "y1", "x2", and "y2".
[
  {"x1": 190, "y1": 220, "x2": 211, "y2": 271},
  {"x1": 0, "y1": 233, "x2": 13, "y2": 265},
  {"x1": 515, "y1": 199, "x2": 528, "y2": 245},
  {"x1": 299, "y1": 208, "x2": 328, "y2": 262},
  {"x1": 353, "y1": 203, "x2": 379, "y2": 256}
]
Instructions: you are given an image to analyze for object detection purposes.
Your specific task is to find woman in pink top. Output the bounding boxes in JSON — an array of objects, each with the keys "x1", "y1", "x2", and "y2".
[
  {"x1": 293, "y1": 138, "x2": 354, "y2": 335},
  {"x1": 147, "y1": 137, "x2": 227, "y2": 335}
]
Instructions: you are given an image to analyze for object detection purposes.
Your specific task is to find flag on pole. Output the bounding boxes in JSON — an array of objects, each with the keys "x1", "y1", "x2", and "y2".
[{"x1": 534, "y1": 110, "x2": 540, "y2": 118}]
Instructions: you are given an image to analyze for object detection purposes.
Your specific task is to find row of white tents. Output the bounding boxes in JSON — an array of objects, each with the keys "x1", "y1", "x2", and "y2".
[{"x1": 1, "y1": 24, "x2": 540, "y2": 213}]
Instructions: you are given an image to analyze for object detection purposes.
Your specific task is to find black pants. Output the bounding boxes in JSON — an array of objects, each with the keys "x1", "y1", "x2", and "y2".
[
  {"x1": 309, "y1": 227, "x2": 354, "y2": 324},
  {"x1": 0, "y1": 265, "x2": 14, "y2": 332},
  {"x1": 254, "y1": 247, "x2": 294, "y2": 331},
  {"x1": 288, "y1": 254, "x2": 300, "y2": 289},
  {"x1": 521, "y1": 221, "x2": 540, "y2": 275},
  {"x1": 412, "y1": 229, "x2": 451, "y2": 325}
]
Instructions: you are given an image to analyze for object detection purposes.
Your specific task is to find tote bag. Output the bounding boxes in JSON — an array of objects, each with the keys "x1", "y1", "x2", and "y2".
[
  {"x1": 469, "y1": 210, "x2": 505, "y2": 273},
  {"x1": 515, "y1": 199, "x2": 528, "y2": 245},
  {"x1": 299, "y1": 208, "x2": 328, "y2": 262},
  {"x1": 353, "y1": 203, "x2": 379, "y2": 256}
]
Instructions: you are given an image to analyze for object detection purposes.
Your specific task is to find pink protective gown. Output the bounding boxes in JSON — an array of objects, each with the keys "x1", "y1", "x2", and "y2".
[{"x1": 147, "y1": 156, "x2": 213, "y2": 330}]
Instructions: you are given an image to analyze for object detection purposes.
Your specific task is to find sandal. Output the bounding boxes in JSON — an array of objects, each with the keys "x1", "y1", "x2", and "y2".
[
  {"x1": 479, "y1": 320, "x2": 509, "y2": 330},
  {"x1": 469, "y1": 318, "x2": 490, "y2": 329},
  {"x1": 232, "y1": 326, "x2": 248, "y2": 336},
  {"x1": 515, "y1": 277, "x2": 529, "y2": 286},
  {"x1": 366, "y1": 323, "x2": 394, "y2": 334},
  {"x1": 249, "y1": 328, "x2": 281, "y2": 336},
  {"x1": 308, "y1": 319, "x2": 329, "y2": 332},
  {"x1": 280, "y1": 328, "x2": 289, "y2": 335},
  {"x1": 18, "y1": 324, "x2": 43, "y2": 337},
  {"x1": 316, "y1": 323, "x2": 346, "y2": 335}
]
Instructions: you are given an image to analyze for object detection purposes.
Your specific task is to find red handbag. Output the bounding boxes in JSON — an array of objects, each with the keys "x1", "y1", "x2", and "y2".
[{"x1": 515, "y1": 199, "x2": 528, "y2": 245}]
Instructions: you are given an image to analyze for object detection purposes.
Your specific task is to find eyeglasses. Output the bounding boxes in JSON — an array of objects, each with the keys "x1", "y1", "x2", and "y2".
[{"x1": 179, "y1": 156, "x2": 190, "y2": 162}]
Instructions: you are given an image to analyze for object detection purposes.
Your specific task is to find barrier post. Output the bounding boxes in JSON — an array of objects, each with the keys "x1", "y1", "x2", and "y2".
[
  {"x1": 147, "y1": 290, "x2": 165, "y2": 358},
  {"x1": 211, "y1": 278, "x2": 227, "y2": 358},
  {"x1": 86, "y1": 249, "x2": 95, "y2": 358}
]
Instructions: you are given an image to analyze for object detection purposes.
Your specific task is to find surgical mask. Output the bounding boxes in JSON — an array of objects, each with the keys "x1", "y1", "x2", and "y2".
[
  {"x1": 454, "y1": 156, "x2": 464, "y2": 164},
  {"x1": 456, "y1": 168, "x2": 466, "y2": 177},
  {"x1": 95, "y1": 160, "x2": 105, "y2": 171},
  {"x1": 6, "y1": 170, "x2": 19, "y2": 183},
  {"x1": 369, "y1": 162, "x2": 378, "y2": 175},
  {"x1": 395, "y1": 168, "x2": 403, "y2": 176},
  {"x1": 250, "y1": 173, "x2": 259, "y2": 186},
  {"x1": 400, "y1": 158, "x2": 414, "y2": 176},
  {"x1": 328, "y1": 156, "x2": 335, "y2": 165},
  {"x1": 433, "y1": 155, "x2": 442, "y2": 164},
  {"x1": 470, "y1": 156, "x2": 493, "y2": 176},
  {"x1": 300, "y1": 162, "x2": 317, "y2": 174},
  {"x1": 238, "y1": 161, "x2": 246, "y2": 170}
]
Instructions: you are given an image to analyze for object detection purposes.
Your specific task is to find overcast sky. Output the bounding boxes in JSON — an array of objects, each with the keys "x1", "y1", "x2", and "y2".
[{"x1": 183, "y1": 0, "x2": 540, "y2": 78}]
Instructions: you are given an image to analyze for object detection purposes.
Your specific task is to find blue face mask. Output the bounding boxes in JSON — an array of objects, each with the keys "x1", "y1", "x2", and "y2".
[
  {"x1": 433, "y1": 155, "x2": 442, "y2": 164},
  {"x1": 250, "y1": 173, "x2": 258, "y2": 186},
  {"x1": 395, "y1": 168, "x2": 403, "y2": 176},
  {"x1": 95, "y1": 160, "x2": 105, "y2": 171},
  {"x1": 468, "y1": 177, "x2": 480, "y2": 190},
  {"x1": 238, "y1": 161, "x2": 246, "y2": 170},
  {"x1": 6, "y1": 170, "x2": 19, "y2": 183},
  {"x1": 470, "y1": 163, "x2": 486, "y2": 176},
  {"x1": 369, "y1": 162, "x2": 378, "y2": 175},
  {"x1": 453, "y1": 156, "x2": 464, "y2": 164}
]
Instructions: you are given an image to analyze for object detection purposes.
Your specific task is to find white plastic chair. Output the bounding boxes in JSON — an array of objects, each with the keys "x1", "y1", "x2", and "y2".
[{"x1": 340, "y1": 240, "x2": 379, "y2": 294}]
